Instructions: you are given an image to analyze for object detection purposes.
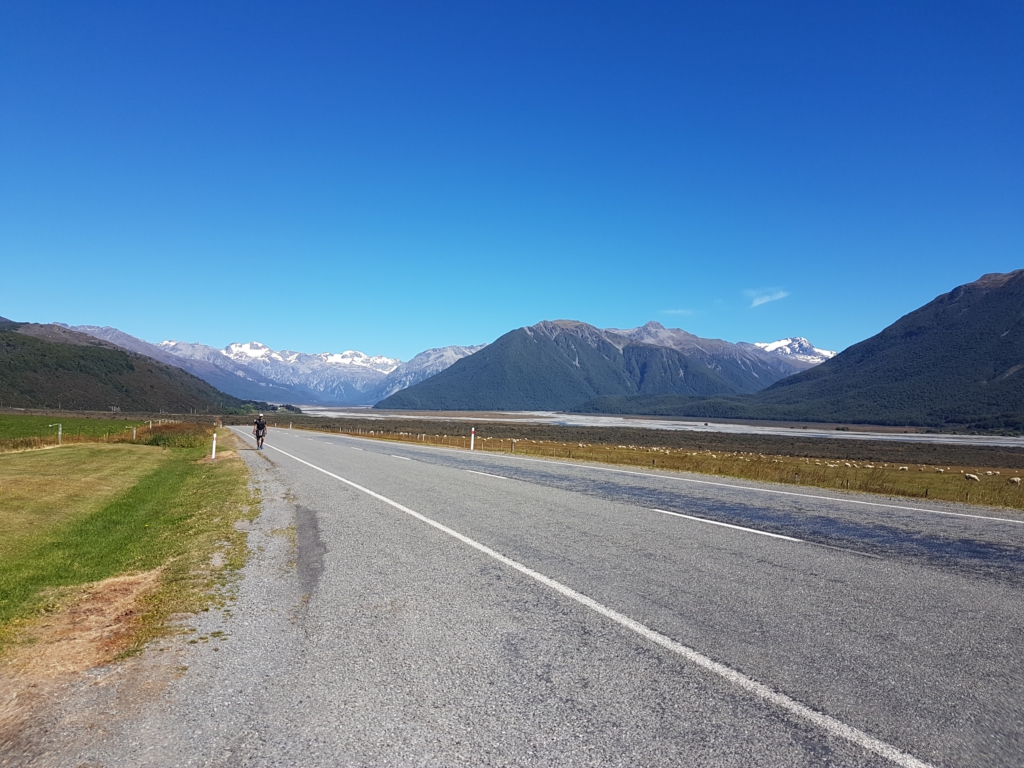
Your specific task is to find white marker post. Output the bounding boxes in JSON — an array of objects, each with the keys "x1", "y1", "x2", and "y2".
[
  {"x1": 49, "y1": 423, "x2": 62, "y2": 445},
  {"x1": 132, "y1": 427, "x2": 137, "y2": 440},
  {"x1": 212, "y1": 431, "x2": 217, "y2": 460},
  {"x1": 470, "y1": 427, "x2": 475, "y2": 451}
]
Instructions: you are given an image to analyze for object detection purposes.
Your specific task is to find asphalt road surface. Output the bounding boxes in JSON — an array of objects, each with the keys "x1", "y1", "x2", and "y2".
[{"x1": 72, "y1": 427, "x2": 1024, "y2": 767}]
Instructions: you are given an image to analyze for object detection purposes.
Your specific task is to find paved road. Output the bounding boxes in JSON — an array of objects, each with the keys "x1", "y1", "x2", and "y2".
[
  {"x1": 302, "y1": 407, "x2": 1024, "y2": 449},
  {"x1": 74, "y1": 428, "x2": 1024, "y2": 767}
]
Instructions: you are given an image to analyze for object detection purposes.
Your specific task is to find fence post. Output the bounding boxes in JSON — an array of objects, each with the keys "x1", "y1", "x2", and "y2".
[{"x1": 212, "y1": 432, "x2": 217, "y2": 460}]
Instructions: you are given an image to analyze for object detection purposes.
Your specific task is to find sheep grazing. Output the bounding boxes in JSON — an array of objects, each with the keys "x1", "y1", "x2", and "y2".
[
  {"x1": 1010, "y1": 477, "x2": 1021, "y2": 485},
  {"x1": 898, "y1": 466, "x2": 909, "y2": 471},
  {"x1": 936, "y1": 468, "x2": 944, "y2": 473},
  {"x1": 965, "y1": 474, "x2": 981, "y2": 482}
]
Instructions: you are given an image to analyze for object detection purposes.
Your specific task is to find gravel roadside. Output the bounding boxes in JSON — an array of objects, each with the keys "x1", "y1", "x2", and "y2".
[{"x1": 11, "y1": 442, "x2": 301, "y2": 768}]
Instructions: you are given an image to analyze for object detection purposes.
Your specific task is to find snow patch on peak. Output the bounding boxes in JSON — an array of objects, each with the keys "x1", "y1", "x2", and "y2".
[
  {"x1": 222, "y1": 341, "x2": 289, "y2": 364},
  {"x1": 754, "y1": 337, "x2": 836, "y2": 365},
  {"x1": 316, "y1": 350, "x2": 400, "y2": 372}
]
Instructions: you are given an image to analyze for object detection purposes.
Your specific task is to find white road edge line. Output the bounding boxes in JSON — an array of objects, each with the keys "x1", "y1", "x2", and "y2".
[
  {"x1": 350, "y1": 447, "x2": 363, "y2": 451},
  {"x1": 258, "y1": 437, "x2": 933, "y2": 768},
  {"x1": 391, "y1": 455, "x2": 411, "y2": 460},
  {"x1": 652, "y1": 508, "x2": 802, "y2": 542},
  {"x1": 467, "y1": 470, "x2": 507, "y2": 479}
]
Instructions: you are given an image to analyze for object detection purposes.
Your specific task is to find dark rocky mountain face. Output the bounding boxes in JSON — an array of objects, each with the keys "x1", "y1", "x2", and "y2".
[
  {"x1": 376, "y1": 319, "x2": 804, "y2": 411},
  {"x1": 575, "y1": 270, "x2": 1024, "y2": 429}
]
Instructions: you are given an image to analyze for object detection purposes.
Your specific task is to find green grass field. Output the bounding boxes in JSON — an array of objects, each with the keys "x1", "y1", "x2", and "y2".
[
  {"x1": 0, "y1": 413, "x2": 147, "y2": 440},
  {"x1": 0, "y1": 426, "x2": 254, "y2": 654},
  {"x1": 0, "y1": 415, "x2": 197, "y2": 456}
]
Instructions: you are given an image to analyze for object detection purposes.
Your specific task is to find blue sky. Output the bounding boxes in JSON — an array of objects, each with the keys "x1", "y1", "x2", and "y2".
[{"x1": 1, "y1": 1, "x2": 1021, "y2": 360}]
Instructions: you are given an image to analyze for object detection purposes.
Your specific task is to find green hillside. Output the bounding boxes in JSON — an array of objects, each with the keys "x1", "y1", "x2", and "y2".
[
  {"x1": 577, "y1": 271, "x2": 1024, "y2": 429},
  {"x1": 377, "y1": 324, "x2": 739, "y2": 411},
  {"x1": 0, "y1": 323, "x2": 245, "y2": 413}
]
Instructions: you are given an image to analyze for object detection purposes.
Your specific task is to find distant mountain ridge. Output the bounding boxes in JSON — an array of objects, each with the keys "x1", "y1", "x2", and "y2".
[
  {"x1": 368, "y1": 344, "x2": 488, "y2": 402},
  {"x1": 157, "y1": 339, "x2": 400, "y2": 405},
  {"x1": 62, "y1": 321, "x2": 833, "y2": 411},
  {"x1": 376, "y1": 320, "x2": 831, "y2": 411},
  {"x1": 576, "y1": 271, "x2": 1024, "y2": 429}
]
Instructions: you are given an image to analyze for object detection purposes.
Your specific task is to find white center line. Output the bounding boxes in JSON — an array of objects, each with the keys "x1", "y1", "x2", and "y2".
[
  {"x1": 351, "y1": 447, "x2": 364, "y2": 451},
  {"x1": 391, "y1": 455, "x2": 411, "y2": 460},
  {"x1": 652, "y1": 508, "x2": 803, "y2": 542},
  {"x1": 261, "y1": 441, "x2": 933, "y2": 768},
  {"x1": 467, "y1": 470, "x2": 507, "y2": 479}
]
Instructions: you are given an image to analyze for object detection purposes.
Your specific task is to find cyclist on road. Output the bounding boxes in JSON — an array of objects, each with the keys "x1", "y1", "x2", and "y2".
[{"x1": 253, "y1": 413, "x2": 267, "y2": 450}]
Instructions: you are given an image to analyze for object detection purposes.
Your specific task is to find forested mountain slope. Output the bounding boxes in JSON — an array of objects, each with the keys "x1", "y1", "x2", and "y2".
[
  {"x1": 0, "y1": 321, "x2": 244, "y2": 412},
  {"x1": 376, "y1": 320, "x2": 801, "y2": 411},
  {"x1": 577, "y1": 271, "x2": 1024, "y2": 429}
]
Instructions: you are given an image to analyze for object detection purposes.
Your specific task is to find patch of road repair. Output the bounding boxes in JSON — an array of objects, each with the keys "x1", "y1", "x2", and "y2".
[{"x1": 295, "y1": 505, "x2": 326, "y2": 599}]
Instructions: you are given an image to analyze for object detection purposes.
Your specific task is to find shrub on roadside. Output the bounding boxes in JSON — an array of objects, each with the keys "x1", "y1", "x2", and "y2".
[{"x1": 142, "y1": 423, "x2": 211, "y2": 449}]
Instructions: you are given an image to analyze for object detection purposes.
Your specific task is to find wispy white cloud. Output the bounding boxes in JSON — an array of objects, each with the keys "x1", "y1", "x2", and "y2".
[
  {"x1": 745, "y1": 289, "x2": 790, "y2": 308},
  {"x1": 661, "y1": 308, "x2": 695, "y2": 316}
]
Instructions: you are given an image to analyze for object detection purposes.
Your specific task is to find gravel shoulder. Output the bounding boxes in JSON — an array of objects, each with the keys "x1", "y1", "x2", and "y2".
[{"x1": 4, "y1": 441, "x2": 300, "y2": 767}]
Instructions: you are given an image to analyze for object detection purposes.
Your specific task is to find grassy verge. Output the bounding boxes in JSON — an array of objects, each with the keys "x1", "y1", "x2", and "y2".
[
  {"x1": 0, "y1": 426, "x2": 255, "y2": 655},
  {"x1": 296, "y1": 425, "x2": 1024, "y2": 511}
]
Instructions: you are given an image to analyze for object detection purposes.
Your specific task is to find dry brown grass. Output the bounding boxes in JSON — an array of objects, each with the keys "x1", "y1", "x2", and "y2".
[{"x1": 0, "y1": 568, "x2": 164, "y2": 751}]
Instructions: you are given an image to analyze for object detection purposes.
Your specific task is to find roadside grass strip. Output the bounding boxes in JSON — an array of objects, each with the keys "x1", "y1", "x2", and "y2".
[
  {"x1": 261, "y1": 440, "x2": 935, "y2": 768},
  {"x1": 0, "y1": 429, "x2": 255, "y2": 655}
]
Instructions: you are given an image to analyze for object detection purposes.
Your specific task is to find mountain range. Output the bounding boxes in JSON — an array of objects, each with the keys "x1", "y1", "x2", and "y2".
[
  {"x1": 65, "y1": 323, "x2": 826, "y2": 409},
  {"x1": 575, "y1": 271, "x2": 1024, "y2": 429},
  {"x1": 64, "y1": 326, "x2": 484, "y2": 406},
  {"x1": 376, "y1": 321, "x2": 834, "y2": 411},
  {"x1": 7, "y1": 270, "x2": 1020, "y2": 429}
]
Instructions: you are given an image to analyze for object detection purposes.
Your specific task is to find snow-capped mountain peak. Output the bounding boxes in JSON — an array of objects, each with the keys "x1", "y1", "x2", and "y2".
[
  {"x1": 754, "y1": 337, "x2": 836, "y2": 365},
  {"x1": 156, "y1": 339, "x2": 401, "y2": 404},
  {"x1": 316, "y1": 350, "x2": 401, "y2": 372},
  {"x1": 223, "y1": 341, "x2": 285, "y2": 363}
]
